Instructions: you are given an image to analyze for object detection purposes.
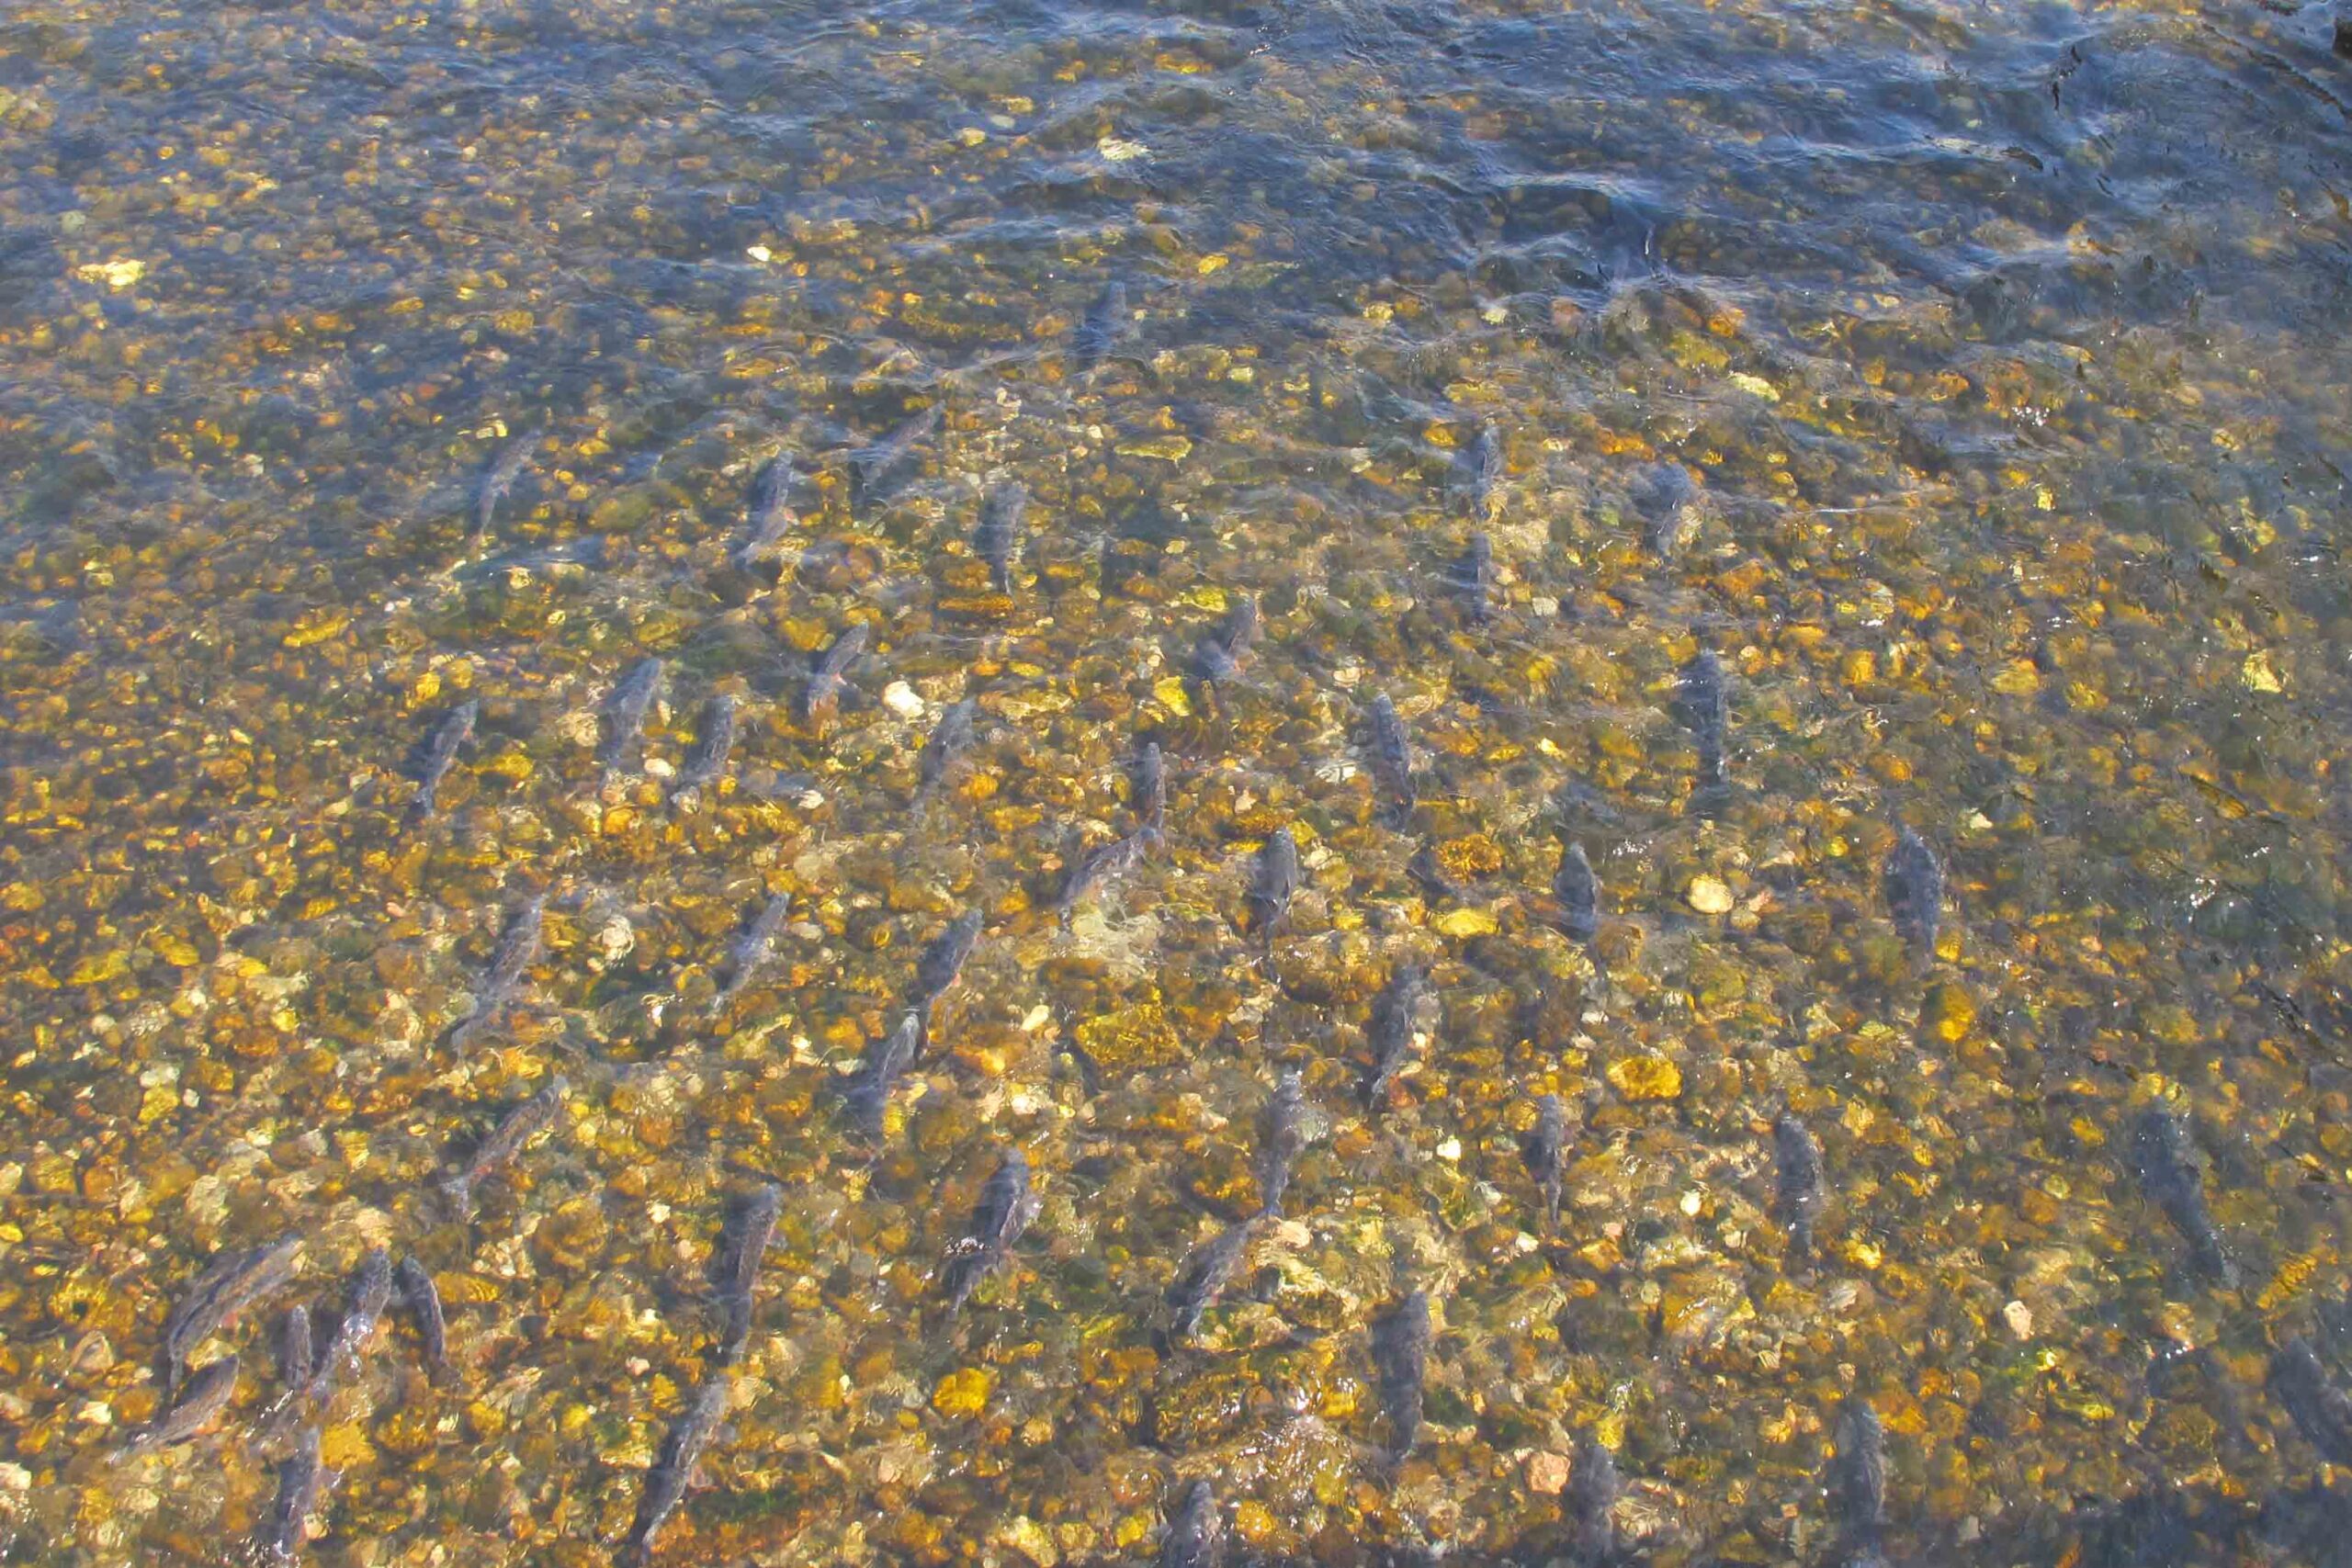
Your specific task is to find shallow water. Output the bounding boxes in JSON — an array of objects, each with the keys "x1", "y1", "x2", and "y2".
[{"x1": 7, "y1": 0, "x2": 2352, "y2": 1562}]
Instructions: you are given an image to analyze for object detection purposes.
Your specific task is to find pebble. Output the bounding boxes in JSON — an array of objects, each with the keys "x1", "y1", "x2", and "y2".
[{"x1": 1687, "y1": 875, "x2": 1735, "y2": 914}]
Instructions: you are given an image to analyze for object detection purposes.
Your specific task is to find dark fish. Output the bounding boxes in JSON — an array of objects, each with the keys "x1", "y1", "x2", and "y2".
[
  {"x1": 1058, "y1": 831, "x2": 1150, "y2": 924},
  {"x1": 447, "y1": 893, "x2": 547, "y2": 1054},
  {"x1": 278, "y1": 1305, "x2": 313, "y2": 1390},
  {"x1": 1073, "y1": 278, "x2": 1131, "y2": 368},
  {"x1": 674, "y1": 693, "x2": 739, "y2": 791},
  {"x1": 1166, "y1": 1215, "x2": 1261, "y2": 1340},
  {"x1": 1523, "y1": 1094, "x2": 1568, "y2": 1231},
  {"x1": 2131, "y1": 1106, "x2": 2236, "y2": 1284},
  {"x1": 1634, "y1": 462, "x2": 1696, "y2": 557},
  {"x1": 1133, "y1": 740, "x2": 1167, "y2": 837},
  {"x1": 1256, "y1": 1070, "x2": 1309, "y2": 1215},
  {"x1": 1362, "y1": 964, "x2": 1429, "y2": 1110},
  {"x1": 1246, "y1": 828, "x2": 1301, "y2": 939},
  {"x1": 736, "y1": 456, "x2": 800, "y2": 568},
  {"x1": 306, "y1": 1248, "x2": 393, "y2": 1400},
  {"x1": 801, "y1": 622, "x2": 869, "y2": 722},
  {"x1": 975, "y1": 482, "x2": 1026, "y2": 592},
  {"x1": 1449, "y1": 532, "x2": 1494, "y2": 624},
  {"x1": 626, "y1": 1374, "x2": 731, "y2": 1565},
  {"x1": 119, "y1": 1355, "x2": 238, "y2": 1457},
  {"x1": 1191, "y1": 633, "x2": 1241, "y2": 689},
  {"x1": 441, "y1": 1075, "x2": 566, "y2": 1219},
  {"x1": 1216, "y1": 594, "x2": 1260, "y2": 657},
  {"x1": 2269, "y1": 1338, "x2": 2352, "y2": 1467},
  {"x1": 1677, "y1": 649, "x2": 1728, "y2": 791},
  {"x1": 1883, "y1": 827, "x2": 1944, "y2": 958},
  {"x1": 847, "y1": 406, "x2": 939, "y2": 514},
  {"x1": 1160, "y1": 1479, "x2": 1221, "y2": 1568},
  {"x1": 1365, "y1": 693, "x2": 1416, "y2": 818},
  {"x1": 1774, "y1": 1114, "x2": 1826, "y2": 1263},
  {"x1": 942, "y1": 1147, "x2": 1035, "y2": 1319},
  {"x1": 411, "y1": 700, "x2": 478, "y2": 820},
  {"x1": 1827, "y1": 1393, "x2": 1887, "y2": 1551},
  {"x1": 256, "y1": 1424, "x2": 333, "y2": 1563},
  {"x1": 392, "y1": 1257, "x2": 446, "y2": 1372},
  {"x1": 600, "y1": 657, "x2": 666, "y2": 779},
  {"x1": 1555, "y1": 841, "x2": 1600, "y2": 943},
  {"x1": 160, "y1": 1235, "x2": 300, "y2": 1396},
  {"x1": 1371, "y1": 1289, "x2": 1431, "y2": 1460},
  {"x1": 711, "y1": 893, "x2": 790, "y2": 1016},
  {"x1": 1408, "y1": 840, "x2": 1464, "y2": 905},
  {"x1": 474, "y1": 434, "x2": 531, "y2": 536},
  {"x1": 713, "y1": 1185, "x2": 781, "y2": 1364},
  {"x1": 1566, "y1": 1434, "x2": 1621, "y2": 1565},
  {"x1": 916, "y1": 698, "x2": 979, "y2": 807},
  {"x1": 1453, "y1": 424, "x2": 1503, "y2": 520},
  {"x1": 911, "y1": 909, "x2": 983, "y2": 1012},
  {"x1": 842, "y1": 1011, "x2": 922, "y2": 1141}
]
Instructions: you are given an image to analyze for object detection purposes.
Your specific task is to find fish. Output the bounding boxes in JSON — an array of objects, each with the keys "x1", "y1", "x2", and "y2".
[
  {"x1": 1634, "y1": 462, "x2": 1696, "y2": 557},
  {"x1": 2269, "y1": 1338, "x2": 2352, "y2": 1467},
  {"x1": 117, "y1": 1355, "x2": 237, "y2": 1457},
  {"x1": 800, "y1": 622, "x2": 869, "y2": 722},
  {"x1": 1883, "y1": 826, "x2": 1944, "y2": 959},
  {"x1": 1256, "y1": 1070, "x2": 1309, "y2": 1215},
  {"x1": 1166, "y1": 1215, "x2": 1261, "y2": 1340},
  {"x1": 916, "y1": 698, "x2": 979, "y2": 809},
  {"x1": 1057, "y1": 830, "x2": 1150, "y2": 924},
  {"x1": 255, "y1": 1424, "x2": 334, "y2": 1563},
  {"x1": 440, "y1": 1075, "x2": 567, "y2": 1219},
  {"x1": 1362, "y1": 964, "x2": 1429, "y2": 1110},
  {"x1": 847, "y1": 406, "x2": 939, "y2": 514},
  {"x1": 447, "y1": 893, "x2": 546, "y2": 1055},
  {"x1": 1245, "y1": 827, "x2": 1301, "y2": 940},
  {"x1": 1370, "y1": 1288, "x2": 1431, "y2": 1461},
  {"x1": 713, "y1": 1186, "x2": 781, "y2": 1364},
  {"x1": 1191, "y1": 633, "x2": 1241, "y2": 690},
  {"x1": 1365, "y1": 692, "x2": 1416, "y2": 818},
  {"x1": 392, "y1": 1257, "x2": 447, "y2": 1373},
  {"x1": 911, "y1": 908, "x2": 983, "y2": 1014},
  {"x1": 710, "y1": 893, "x2": 790, "y2": 1017},
  {"x1": 1449, "y1": 531, "x2": 1494, "y2": 624},
  {"x1": 1408, "y1": 840, "x2": 1464, "y2": 905},
  {"x1": 306, "y1": 1248, "x2": 393, "y2": 1401},
  {"x1": 974, "y1": 482, "x2": 1026, "y2": 592},
  {"x1": 2131, "y1": 1105, "x2": 2236, "y2": 1284},
  {"x1": 1677, "y1": 649, "x2": 1728, "y2": 791},
  {"x1": 1073, "y1": 277, "x2": 1131, "y2": 368},
  {"x1": 474, "y1": 434, "x2": 531, "y2": 537},
  {"x1": 411, "y1": 700, "x2": 478, "y2": 821},
  {"x1": 842, "y1": 1011, "x2": 922, "y2": 1141},
  {"x1": 1190, "y1": 594, "x2": 1260, "y2": 693},
  {"x1": 942, "y1": 1147, "x2": 1035, "y2": 1319},
  {"x1": 1216, "y1": 594, "x2": 1260, "y2": 657},
  {"x1": 1827, "y1": 1393, "x2": 1886, "y2": 1552},
  {"x1": 1133, "y1": 741, "x2": 1168, "y2": 838},
  {"x1": 600, "y1": 657, "x2": 666, "y2": 780},
  {"x1": 625, "y1": 1374, "x2": 732, "y2": 1565},
  {"x1": 1555, "y1": 841, "x2": 1600, "y2": 943},
  {"x1": 674, "y1": 693, "x2": 739, "y2": 791},
  {"x1": 278, "y1": 1305, "x2": 313, "y2": 1390},
  {"x1": 1774, "y1": 1113, "x2": 1826, "y2": 1263},
  {"x1": 736, "y1": 456, "x2": 800, "y2": 568},
  {"x1": 1453, "y1": 424, "x2": 1503, "y2": 520},
  {"x1": 1160, "y1": 1479, "x2": 1221, "y2": 1568},
  {"x1": 1566, "y1": 1433, "x2": 1621, "y2": 1566},
  {"x1": 160, "y1": 1235, "x2": 300, "y2": 1396},
  {"x1": 1523, "y1": 1094, "x2": 1568, "y2": 1232}
]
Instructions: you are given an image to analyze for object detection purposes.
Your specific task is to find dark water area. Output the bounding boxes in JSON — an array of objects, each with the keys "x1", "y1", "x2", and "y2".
[{"x1": 8, "y1": 0, "x2": 2352, "y2": 1562}]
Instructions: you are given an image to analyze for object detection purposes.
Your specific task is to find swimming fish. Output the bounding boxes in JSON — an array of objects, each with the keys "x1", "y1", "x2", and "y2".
[
  {"x1": 1523, "y1": 1094, "x2": 1568, "y2": 1232},
  {"x1": 447, "y1": 893, "x2": 546, "y2": 1055},
  {"x1": 161, "y1": 1235, "x2": 300, "y2": 1397},
  {"x1": 1073, "y1": 278, "x2": 1131, "y2": 368},
  {"x1": 1166, "y1": 1215, "x2": 1261, "y2": 1341},
  {"x1": 392, "y1": 1257, "x2": 446, "y2": 1373},
  {"x1": 411, "y1": 700, "x2": 478, "y2": 821},
  {"x1": 710, "y1": 893, "x2": 790, "y2": 1017},
  {"x1": 1566, "y1": 1433, "x2": 1621, "y2": 1566},
  {"x1": 1453, "y1": 424, "x2": 1502, "y2": 520},
  {"x1": 625, "y1": 1374, "x2": 732, "y2": 1565},
  {"x1": 440, "y1": 1075, "x2": 567, "y2": 1220},
  {"x1": 255, "y1": 1424, "x2": 334, "y2": 1563},
  {"x1": 1774, "y1": 1113, "x2": 1826, "y2": 1264},
  {"x1": 1246, "y1": 827, "x2": 1301, "y2": 940},
  {"x1": 1554, "y1": 841, "x2": 1599, "y2": 943},
  {"x1": 1883, "y1": 827, "x2": 1944, "y2": 959},
  {"x1": 1407, "y1": 840, "x2": 1464, "y2": 906},
  {"x1": 1633, "y1": 462, "x2": 1696, "y2": 557},
  {"x1": 712, "y1": 1185, "x2": 781, "y2": 1365},
  {"x1": 278, "y1": 1305, "x2": 313, "y2": 1390},
  {"x1": 1677, "y1": 649, "x2": 1728, "y2": 792},
  {"x1": 1256, "y1": 1070, "x2": 1309, "y2": 1215},
  {"x1": 674, "y1": 693, "x2": 739, "y2": 791},
  {"x1": 1133, "y1": 741, "x2": 1168, "y2": 839},
  {"x1": 118, "y1": 1355, "x2": 238, "y2": 1457},
  {"x1": 1827, "y1": 1393, "x2": 1887, "y2": 1554},
  {"x1": 736, "y1": 456, "x2": 800, "y2": 569},
  {"x1": 1450, "y1": 531, "x2": 1494, "y2": 624},
  {"x1": 1160, "y1": 1479, "x2": 1221, "y2": 1568},
  {"x1": 600, "y1": 658, "x2": 665, "y2": 781},
  {"x1": 2269, "y1": 1338, "x2": 2352, "y2": 1468},
  {"x1": 1365, "y1": 693, "x2": 1416, "y2": 819},
  {"x1": 842, "y1": 1011, "x2": 922, "y2": 1141},
  {"x1": 1362, "y1": 964, "x2": 1429, "y2": 1110},
  {"x1": 975, "y1": 482, "x2": 1026, "y2": 592},
  {"x1": 1058, "y1": 830, "x2": 1150, "y2": 925},
  {"x1": 2131, "y1": 1105, "x2": 2236, "y2": 1284},
  {"x1": 1371, "y1": 1288, "x2": 1431, "y2": 1461},
  {"x1": 911, "y1": 909, "x2": 982, "y2": 1018},
  {"x1": 916, "y1": 697, "x2": 979, "y2": 809},
  {"x1": 474, "y1": 434, "x2": 531, "y2": 537},
  {"x1": 801, "y1": 622, "x2": 869, "y2": 722},
  {"x1": 306, "y1": 1248, "x2": 392, "y2": 1402},
  {"x1": 942, "y1": 1148, "x2": 1035, "y2": 1320},
  {"x1": 847, "y1": 406, "x2": 939, "y2": 515}
]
